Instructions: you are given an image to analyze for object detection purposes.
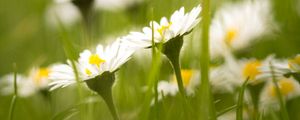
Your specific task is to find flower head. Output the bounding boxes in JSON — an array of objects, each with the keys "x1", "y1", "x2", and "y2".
[
  {"x1": 157, "y1": 69, "x2": 200, "y2": 99},
  {"x1": 122, "y1": 5, "x2": 201, "y2": 48},
  {"x1": 288, "y1": 54, "x2": 300, "y2": 72},
  {"x1": 210, "y1": 0, "x2": 273, "y2": 57},
  {"x1": 259, "y1": 77, "x2": 300, "y2": 111},
  {"x1": 49, "y1": 39, "x2": 135, "y2": 90},
  {"x1": 0, "y1": 65, "x2": 55, "y2": 97},
  {"x1": 45, "y1": 0, "x2": 81, "y2": 28}
]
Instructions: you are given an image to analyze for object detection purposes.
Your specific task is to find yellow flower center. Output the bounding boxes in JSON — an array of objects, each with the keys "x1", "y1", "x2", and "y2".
[
  {"x1": 288, "y1": 55, "x2": 300, "y2": 70},
  {"x1": 85, "y1": 68, "x2": 92, "y2": 76},
  {"x1": 225, "y1": 28, "x2": 237, "y2": 45},
  {"x1": 268, "y1": 79, "x2": 295, "y2": 97},
  {"x1": 89, "y1": 54, "x2": 105, "y2": 66},
  {"x1": 242, "y1": 60, "x2": 262, "y2": 80},
  {"x1": 34, "y1": 68, "x2": 50, "y2": 85},
  {"x1": 172, "y1": 69, "x2": 194, "y2": 87},
  {"x1": 157, "y1": 22, "x2": 172, "y2": 36}
]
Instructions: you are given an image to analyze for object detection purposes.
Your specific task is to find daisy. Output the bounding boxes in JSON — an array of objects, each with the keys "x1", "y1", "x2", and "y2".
[
  {"x1": 49, "y1": 39, "x2": 134, "y2": 90},
  {"x1": 0, "y1": 66, "x2": 55, "y2": 97},
  {"x1": 157, "y1": 69, "x2": 200, "y2": 99},
  {"x1": 122, "y1": 5, "x2": 201, "y2": 48},
  {"x1": 259, "y1": 57, "x2": 290, "y2": 78},
  {"x1": 49, "y1": 39, "x2": 134, "y2": 120},
  {"x1": 288, "y1": 54, "x2": 300, "y2": 72},
  {"x1": 0, "y1": 74, "x2": 35, "y2": 97},
  {"x1": 211, "y1": 56, "x2": 275, "y2": 93},
  {"x1": 45, "y1": 0, "x2": 81, "y2": 28},
  {"x1": 210, "y1": 0, "x2": 273, "y2": 58},
  {"x1": 259, "y1": 77, "x2": 300, "y2": 112}
]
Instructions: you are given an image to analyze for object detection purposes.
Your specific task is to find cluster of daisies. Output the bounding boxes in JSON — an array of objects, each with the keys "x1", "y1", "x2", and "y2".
[{"x1": 1, "y1": 0, "x2": 300, "y2": 119}]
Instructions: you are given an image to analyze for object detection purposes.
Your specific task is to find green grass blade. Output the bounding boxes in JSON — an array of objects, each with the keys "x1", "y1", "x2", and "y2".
[
  {"x1": 236, "y1": 78, "x2": 249, "y2": 120},
  {"x1": 198, "y1": 0, "x2": 216, "y2": 119}
]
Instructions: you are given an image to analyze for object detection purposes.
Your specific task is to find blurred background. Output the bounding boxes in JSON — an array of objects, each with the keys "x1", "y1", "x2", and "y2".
[{"x1": 0, "y1": 0, "x2": 300, "y2": 119}]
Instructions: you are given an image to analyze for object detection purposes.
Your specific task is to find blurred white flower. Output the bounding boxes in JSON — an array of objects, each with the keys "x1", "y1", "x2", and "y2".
[
  {"x1": 211, "y1": 55, "x2": 274, "y2": 93},
  {"x1": 49, "y1": 39, "x2": 135, "y2": 90},
  {"x1": 122, "y1": 5, "x2": 201, "y2": 48},
  {"x1": 210, "y1": 0, "x2": 273, "y2": 58},
  {"x1": 0, "y1": 74, "x2": 35, "y2": 97},
  {"x1": 0, "y1": 66, "x2": 55, "y2": 97},
  {"x1": 45, "y1": 0, "x2": 81, "y2": 28},
  {"x1": 259, "y1": 77, "x2": 300, "y2": 112},
  {"x1": 94, "y1": 0, "x2": 143, "y2": 12},
  {"x1": 157, "y1": 69, "x2": 200, "y2": 100},
  {"x1": 260, "y1": 57, "x2": 290, "y2": 78},
  {"x1": 288, "y1": 54, "x2": 300, "y2": 72}
]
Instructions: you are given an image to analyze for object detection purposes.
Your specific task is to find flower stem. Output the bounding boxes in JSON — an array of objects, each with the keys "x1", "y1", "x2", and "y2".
[
  {"x1": 86, "y1": 72, "x2": 119, "y2": 120},
  {"x1": 101, "y1": 88, "x2": 119, "y2": 120},
  {"x1": 163, "y1": 36, "x2": 186, "y2": 98},
  {"x1": 269, "y1": 62, "x2": 290, "y2": 120},
  {"x1": 8, "y1": 63, "x2": 18, "y2": 120}
]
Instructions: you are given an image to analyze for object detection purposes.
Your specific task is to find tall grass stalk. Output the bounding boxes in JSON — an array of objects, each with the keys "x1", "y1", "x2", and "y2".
[
  {"x1": 140, "y1": 9, "x2": 164, "y2": 119},
  {"x1": 8, "y1": 63, "x2": 17, "y2": 120},
  {"x1": 151, "y1": 7, "x2": 160, "y2": 119},
  {"x1": 269, "y1": 62, "x2": 290, "y2": 120},
  {"x1": 198, "y1": 0, "x2": 216, "y2": 119},
  {"x1": 56, "y1": 16, "x2": 85, "y2": 119}
]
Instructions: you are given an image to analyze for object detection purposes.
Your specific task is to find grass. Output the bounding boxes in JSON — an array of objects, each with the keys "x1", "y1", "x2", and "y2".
[{"x1": 1, "y1": 0, "x2": 300, "y2": 120}]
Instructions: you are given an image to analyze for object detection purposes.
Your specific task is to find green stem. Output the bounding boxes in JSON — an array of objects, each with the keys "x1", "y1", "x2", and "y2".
[
  {"x1": 236, "y1": 78, "x2": 249, "y2": 120},
  {"x1": 101, "y1": 89, "x2": 119, "y2": 120},
  {"x1": 269, "y1": 62, "x2": 290, "y2": 120},
  {"x1": 85, "y1": 72, "x2": 119, "y2": 120},
  {"x1": 8, "y1": 96, "x2": 17, "y2": 120},
  {"x1": 8, "y1": 63, "x2": 18, "y2": 120},
  {"x1": 199, "y1": 0, "x2": 216, "y2": 119},
  {"x1": 163, "y1": 37, "x2": 186, "y2": 98},
  {"x1": 150, "y1": 8, "x2": 160, "y2": 120}
]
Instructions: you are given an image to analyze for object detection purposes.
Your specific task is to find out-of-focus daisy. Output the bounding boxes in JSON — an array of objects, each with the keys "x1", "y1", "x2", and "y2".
[
  {"x1": 49, "y1": 39, "x2": 134, "y2": 90},
  {"x1": 288, "y1": 54, "x2": 300, "y2": 72},
  {"x1": 94, "y1": 0, "x2": 144, "y2": 12},
  {"x1": 210, "y1": 0, "x2": 273, "y2": 58},
  {"x1": 0, "y1": 74, "x2": 35, "y2": 97},
  {"x1": 157, "y1": 69, "x2": 200, "y2": 99},
  {"x1": 0, "y1": 66, "x2": 55, "y2": 97},
  {"x1": 45, "y1": 0, "x2": 81, "y2": 28},
  {"x1": 122, "y1": 5, "x2": 201, "y2": 48},
  {"x1": 211, "y1": 56, "x2": 274, "y2": 93},
  {"x1": 259, "y1": 77, "x2": 300, "y2": 112},
  {"x1": 260, "y1": 59, "x2": 289, "y2": 76}
]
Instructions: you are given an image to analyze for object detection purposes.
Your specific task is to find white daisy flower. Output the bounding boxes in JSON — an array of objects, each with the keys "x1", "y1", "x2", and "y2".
[
  {"x1": 45, "y1": 0, "x2": 81, "y2": 28},
  {"x1": 288, "y1": 54, "x2": 300, "y2": 72},
  {"x1": 94, "y1": 0, "x2": 144, "y2": 12},
  {"x1": 259, "y1": 77, "x2": 300, "y2": 112},
  {"x1": 49, "y1": 39, "x2": 135, "y2": 90},
  {"x1": 210, "y1": 0, "x2": 273, "y2": 58},
  {"x1": 157, "y1": 69, "x2": 200, "y2": 99},
  {"x1": 259, "y1": 57, "x2": 291, "y2": 78},
  {"x1": 211, "y1": 55, "x2": 275, "y2": 93},
  {"x1": 0, "y1": 74, "x2": 35, "y2": 97},
  {"x1": 122, "y1": 5, "x2": 201, "y2": 48},
  {"x1": 0, "y1": 65, "x2": 55, "y2": 97}
]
